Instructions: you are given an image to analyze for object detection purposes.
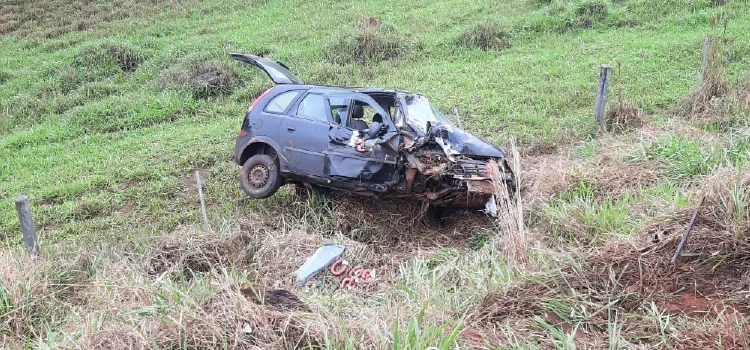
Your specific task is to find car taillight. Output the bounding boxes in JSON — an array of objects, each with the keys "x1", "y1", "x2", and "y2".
[
  {"x1": 239, "y1": 129, "x2": 245, "y2": 136},
  {"x1": 248, "y1": 88, "x2": 273, "y2": 113}
]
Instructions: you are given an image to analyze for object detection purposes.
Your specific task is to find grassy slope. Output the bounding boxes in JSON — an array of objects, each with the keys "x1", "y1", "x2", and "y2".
[
  {"x1": 2, "y1": 0, "x2": 750, "y2": 348},
  {"x1": 2, "y1": 0, "x2": 749, "y2": 238}
]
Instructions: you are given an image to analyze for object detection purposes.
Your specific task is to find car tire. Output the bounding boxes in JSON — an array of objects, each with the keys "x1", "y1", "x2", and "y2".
[{"x1": 240, "y1": 154, "x2": 282, "y2": 199}]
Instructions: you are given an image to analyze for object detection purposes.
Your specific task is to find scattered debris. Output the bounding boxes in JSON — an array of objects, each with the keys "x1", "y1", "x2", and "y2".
[
  {"x1": 329, "y1": 259, "x2": 349, "y2": 276},
  {"x1": 295, "y1": 244, "x2": 345, "y2": 284},
  {"x1": 328, "y1": 259, "x2": 376, "y2": 290}
]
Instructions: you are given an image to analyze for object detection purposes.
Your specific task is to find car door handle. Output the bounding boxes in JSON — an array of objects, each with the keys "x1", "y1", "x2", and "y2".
[{"x1": 286, "y1": 126, "x2": 296, "y2": 132}]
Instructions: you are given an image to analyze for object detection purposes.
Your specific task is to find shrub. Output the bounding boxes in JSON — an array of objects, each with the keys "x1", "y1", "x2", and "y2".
[
  {"x1": 679, "y1": 34, "x2": 728, "y2": 119},
  {"x1": 568, "y1": 0, "x2": 609, "y2": 29},
  {"x1": 457, "y1": 23, "x2": 511, "y2": 51},
  {"x1": 325, "y1": 24, "x2": 413, "y2": 64},
  {"x1": 74, "y1": 43, "x2": 145, "y2": 73},
  {"x1": 158, "y1": 60, "x2": 240, "y2": 99},
  {"x1": 524, "y1": 0, "x2": 618, "y2": 33}
]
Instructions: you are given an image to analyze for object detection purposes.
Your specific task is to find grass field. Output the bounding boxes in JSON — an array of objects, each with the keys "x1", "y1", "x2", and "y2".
[{"x1": 2, "y1": 0, "x2": 750, "y2": 348}]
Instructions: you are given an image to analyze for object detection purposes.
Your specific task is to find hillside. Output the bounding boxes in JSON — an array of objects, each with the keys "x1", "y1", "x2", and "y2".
[{"x1": 2, "y1": 0, "x2": 750, "y2": 348}]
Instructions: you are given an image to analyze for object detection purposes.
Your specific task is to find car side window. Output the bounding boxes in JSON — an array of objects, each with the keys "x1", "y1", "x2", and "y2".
[
  {"x1": 347, "y1": 102, "x2": 381, "y2": 130},
  {"x1": 329, "y1": 96, "x2": 350, "y2": 124},
  {"x1": 264, "y1": 90, "x2": 301, "y2": 114},
  {"x1": 295, "y1": 93, "x2": 328, "y2": 122}
]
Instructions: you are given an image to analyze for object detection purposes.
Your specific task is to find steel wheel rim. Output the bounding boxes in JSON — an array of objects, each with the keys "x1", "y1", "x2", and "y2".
[{"x1": 248, "y1": 164, "x2": 270, "y2": 189}]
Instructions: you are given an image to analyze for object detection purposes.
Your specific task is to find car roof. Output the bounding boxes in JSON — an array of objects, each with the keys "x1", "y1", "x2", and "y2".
[{"x1": 272, "y1": 84, "x2": 401, "y2": 96}]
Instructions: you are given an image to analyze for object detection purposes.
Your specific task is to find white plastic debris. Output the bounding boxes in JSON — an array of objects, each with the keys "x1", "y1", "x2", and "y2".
[
  {"x1": 295, "y1": 244, "x2": 345, "y2": 285},
  {"x1": 484, "y1": 195, "x2": 498, "y2": 217}
]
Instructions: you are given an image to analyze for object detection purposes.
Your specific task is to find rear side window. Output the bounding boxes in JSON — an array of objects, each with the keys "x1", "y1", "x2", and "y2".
[
  {"x1": 264, "y1": 90, "x2": 301, "y2": 114},
  {"x1": 295, "y1": 93, "x2": 328, "y2": 122}
]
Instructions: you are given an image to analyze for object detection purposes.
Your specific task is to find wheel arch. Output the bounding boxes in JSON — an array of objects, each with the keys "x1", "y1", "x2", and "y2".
[{"x1": 237, "y1": 137, "x2": 284, "y2": 166}]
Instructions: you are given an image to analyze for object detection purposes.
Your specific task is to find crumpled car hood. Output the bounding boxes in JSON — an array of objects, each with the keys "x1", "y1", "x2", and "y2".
[{"x1": 428, "y1": 124, "x2": 506, "y2": 159}]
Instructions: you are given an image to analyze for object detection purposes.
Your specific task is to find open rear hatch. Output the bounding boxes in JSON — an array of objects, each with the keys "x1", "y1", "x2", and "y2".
[{"x1": 230, "y1": 53, "x2": 303, "y2": 85}]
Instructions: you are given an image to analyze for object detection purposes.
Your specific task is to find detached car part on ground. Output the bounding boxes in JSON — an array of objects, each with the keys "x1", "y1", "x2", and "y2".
[{"x1": 231, "y1": 54, "x2": 514, "y2": 209}]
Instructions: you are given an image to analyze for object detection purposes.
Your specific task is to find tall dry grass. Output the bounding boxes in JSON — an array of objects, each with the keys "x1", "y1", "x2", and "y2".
[{"x1": 488, "y1": 138, "x2": 529, "y2": 268}]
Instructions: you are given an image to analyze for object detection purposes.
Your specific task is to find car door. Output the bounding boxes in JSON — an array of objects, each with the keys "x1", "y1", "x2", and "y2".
[
  {"x1": 278, "y1": 92, "x2": 330, "y2": 177},
  {"x1": 325, "y1": 93, "x2": 400, "y2": 183}
]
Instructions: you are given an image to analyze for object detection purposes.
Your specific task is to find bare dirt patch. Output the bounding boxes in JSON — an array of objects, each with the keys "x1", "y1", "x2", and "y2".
[
  {"x1": 331, "y1": 194, "x2": 483, "y2": 252},
  {"x1": 117, "y1": 203, "x2": 135, "y2": 216}
]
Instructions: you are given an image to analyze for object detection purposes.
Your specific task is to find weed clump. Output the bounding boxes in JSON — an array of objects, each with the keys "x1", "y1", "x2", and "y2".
[
  {"x1": 457, "y1": 23, "x2": 511, "y2": 51},
  {"x1": 606, "y1": 104, "x2": 645, "y2": 133},
  {"x1": 605, "y1": 64, "x2": 646, "y2": 133},
  {"x1": 0, "y1": 70, "x2": 10, "y2": 84},
  {"x1": 75, "y1": 43, "x2": 145, "y2": 73},
  {"x1": 530, "y1": 0, "x2": 553, "y2": 6},
  {"x1": 471, "y1": 180, "x2": 750, "y2": 346},
  {"x1": 569, "y1": 0, "x2": 609, "y2": 29},
  {"x1": 526, "y1": 0, "x2": 624, "y2": 33},
  {"x1": 54, "y1": 43, "x2": 145, "y2": 93},
  {"x1": 0, "y1": 251, "x2": 92, "y2": 345},
  {"x1": 680, "y1": 17, "x2": 730, "y2": 120},
  {"x1": 326, "y1": 23, "x2": 413, "y2": 64},
  {"x1": 158, "y1": 60, "x2": 240, "y2": 99}
]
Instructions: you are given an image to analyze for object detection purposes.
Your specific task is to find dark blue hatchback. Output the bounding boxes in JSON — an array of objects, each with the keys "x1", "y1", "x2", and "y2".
[{"x1": 231, "y1": 54, "x2": 513, "y2": 208}]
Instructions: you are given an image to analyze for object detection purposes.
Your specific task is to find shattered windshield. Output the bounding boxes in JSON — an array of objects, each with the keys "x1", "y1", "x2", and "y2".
[{"x1": 403, "y1": 94, "x2": 453, "y2": 132}]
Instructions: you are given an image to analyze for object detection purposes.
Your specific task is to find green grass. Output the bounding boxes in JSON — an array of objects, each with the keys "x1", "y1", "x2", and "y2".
[
  {"x1": 2, "y1": 0, "x2": 750, "y2": 348},
  {"x1": 2, "y1": 0, "x2": 749, "y2": 237}
]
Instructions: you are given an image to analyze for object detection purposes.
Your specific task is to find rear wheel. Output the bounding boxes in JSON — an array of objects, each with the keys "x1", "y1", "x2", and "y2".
[{"x1": 240, "y1": 154, "x2": 282, "y2": 198}]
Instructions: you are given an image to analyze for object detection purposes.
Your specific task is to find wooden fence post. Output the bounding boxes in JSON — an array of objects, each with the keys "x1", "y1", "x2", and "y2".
[
  {"x1": 195, "y1": 171, "x2": 210, "y2": 232},
  {"x1": 701, "y1": 36, "x2": 711, "y2": 85},
  {"x1": 15, "y1": 196, "x2": 39, "y2": 256},
  {"x1": 595, "y1": 65, "x2": 612, "y2": 128}
]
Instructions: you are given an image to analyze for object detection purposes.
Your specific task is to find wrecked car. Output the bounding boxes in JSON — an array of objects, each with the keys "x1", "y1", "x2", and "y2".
[{"x1": 230, "y1": 54, "x2": 514, "y2": 209}]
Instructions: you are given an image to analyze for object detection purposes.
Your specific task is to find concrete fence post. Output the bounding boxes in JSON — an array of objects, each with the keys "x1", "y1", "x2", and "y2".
[
  {"x1": 15, "y1": 196, "x2": 39, "y2": 256},
  {"x1": 595, "y1": 65, "x2": 612, "y2": 128}
]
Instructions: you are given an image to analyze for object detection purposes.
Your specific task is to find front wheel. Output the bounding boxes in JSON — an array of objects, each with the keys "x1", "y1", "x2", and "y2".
[{"x1": 240, "y1": 154, "x2": 282, "y2": 198}]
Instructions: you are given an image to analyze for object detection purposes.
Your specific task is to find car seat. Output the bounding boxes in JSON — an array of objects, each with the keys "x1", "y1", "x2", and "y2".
[{"x1": 350, "y1": 105, "x2": 368, "y2": 130}]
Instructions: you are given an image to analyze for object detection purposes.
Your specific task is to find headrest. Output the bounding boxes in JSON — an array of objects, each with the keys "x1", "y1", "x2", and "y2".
[{"x1": 351, "y1": 105, "x2": 364, "y2": 119}]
